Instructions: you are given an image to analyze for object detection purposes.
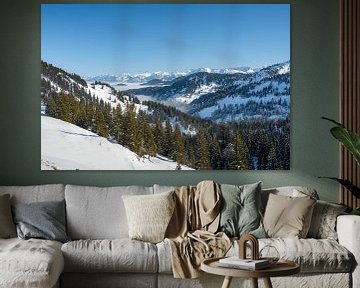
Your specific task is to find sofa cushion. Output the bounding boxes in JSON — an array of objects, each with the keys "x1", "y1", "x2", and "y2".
[
  {"x1": 0, "y1": 184, "x2": 65, "y2": 204},
  {"x1": 61, "y1": 273, "x2": 157, "y2": 288},
  {"x1": 157, "y1": 237, "x2": 353, "y2": 274},
  {"x1": 65, "y1": 185, "x2": 153, "y2": 239},
  {"x1": 234, "y1": 238, "x2": 353, "y2": 273},
  {"x1": 0, "y1": 238, "x2": 64, "y2": 288},
  {"x1": 0, "y1": 194, "x2": 16, "y2": 238},
  {"x1": 307, "y1": 200, "x2": 347, "y2": 240},
  {"x1": 261, "y1": 186, "x2": 319, "y2": 212},
  {"x1": 218, "y1": 182, "x2": 266, "y2": 238},
  {"x1": 61, "y1": 239, "x2": 158, "y2": 273},
  {"x1": 263, "y1": 194, "x2": 316, "y2": 238},
  {"x1": 122, "y1": 191, "x2": 175, "y2": 243},
  {"x1": 153, "y1": 184, "x2": 176, "y2": 194},
  {"x1": 12, "y1": 200, "x2": 70, "y2": 243}
]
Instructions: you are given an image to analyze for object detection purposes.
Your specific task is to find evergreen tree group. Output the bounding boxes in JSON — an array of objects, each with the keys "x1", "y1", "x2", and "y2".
[{"x1": 44, "y1": 91, "x2": 289, "y2": 170}]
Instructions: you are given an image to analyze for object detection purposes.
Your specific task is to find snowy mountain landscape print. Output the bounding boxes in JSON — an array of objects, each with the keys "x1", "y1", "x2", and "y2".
[{"x1": 41, "y1": 4, "x2": 290, "y2": 170}]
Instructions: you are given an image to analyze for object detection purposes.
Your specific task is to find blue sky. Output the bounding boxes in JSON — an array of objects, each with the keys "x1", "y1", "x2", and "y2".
[{"x1": 41, "y1": 4, "x2": 290, "y2": 77}]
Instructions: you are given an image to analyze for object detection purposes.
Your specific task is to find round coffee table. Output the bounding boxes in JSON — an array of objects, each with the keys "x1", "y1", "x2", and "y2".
[{"x1": 201, "y1": 257, "x2": 300, "y2": 288}]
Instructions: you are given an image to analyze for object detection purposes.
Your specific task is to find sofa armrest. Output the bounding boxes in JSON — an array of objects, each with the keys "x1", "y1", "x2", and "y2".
[{"x1": 337, "y1": 215, "x2": 360, "y2": 288}]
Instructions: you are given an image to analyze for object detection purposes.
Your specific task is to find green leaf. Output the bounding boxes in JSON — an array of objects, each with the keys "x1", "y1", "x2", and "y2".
[
  {"x1": 319, "y1": 177, "x2": 360, "y2": 199},
  {"x1": 330, "y1": 127, "x2": 360, "y2": 165},
  {"x1": 351, "y1": 208, "x2": 360, "y2": 215},
  {"x1": 322, "y1": 117, "x2": 360, "y2": 165}
]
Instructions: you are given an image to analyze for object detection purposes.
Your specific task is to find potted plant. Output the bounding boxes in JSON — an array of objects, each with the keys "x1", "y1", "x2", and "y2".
[{"x1": 320, "y1": 117, "x2": 360, "y2": 215}]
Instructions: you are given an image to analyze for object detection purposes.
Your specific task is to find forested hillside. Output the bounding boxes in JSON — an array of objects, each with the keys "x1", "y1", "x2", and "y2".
[{"x1": 41, "y1": 61, "x2": 290, "y2": 170}]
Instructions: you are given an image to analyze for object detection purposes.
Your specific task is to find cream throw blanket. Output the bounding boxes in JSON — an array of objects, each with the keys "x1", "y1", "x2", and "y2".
[{"x1": 165, "y1": 181, "x2": 231, "y2": 279}]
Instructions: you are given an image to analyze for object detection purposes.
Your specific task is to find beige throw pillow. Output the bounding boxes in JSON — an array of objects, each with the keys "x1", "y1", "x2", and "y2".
[
  {"x1": 0, "y1": 194, "x2": 17, "y2": 238},
  {"x1": 122, "y1": 191, "x2": 175, "y2": 243},
  {"x1": 263, "y1": 193, "x2": 316, "y2": 238}
]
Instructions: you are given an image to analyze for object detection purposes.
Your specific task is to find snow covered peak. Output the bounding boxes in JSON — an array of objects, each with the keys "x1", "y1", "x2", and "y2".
[
  {"x1": 278, "y1": 62, "x2": 290, "y2": 74},
  {"x1": 85, "y1": 65, "x2": 261, "y2": 85}
]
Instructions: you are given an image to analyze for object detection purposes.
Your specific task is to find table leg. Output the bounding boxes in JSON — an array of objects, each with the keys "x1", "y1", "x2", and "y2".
[
  {"x1": 221, "y1": 276, "x2": 233, "y2": 288},
  {"x1": 263, "y1": 277, "x2": 273, "y2": 288},
  {"x1": 251, "y1": 278, "x2": 258, "y2": 288}
]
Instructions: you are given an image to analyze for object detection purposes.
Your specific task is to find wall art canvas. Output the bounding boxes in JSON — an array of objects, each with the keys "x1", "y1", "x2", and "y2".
[{"x1": 41, "y1": 4, "x2": 290, "y2": 170}]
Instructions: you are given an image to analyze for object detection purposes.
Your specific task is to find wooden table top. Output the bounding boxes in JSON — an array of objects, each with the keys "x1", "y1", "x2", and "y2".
[{"x1": 201, "y1": 257, "x2": 300, "y2": 278}]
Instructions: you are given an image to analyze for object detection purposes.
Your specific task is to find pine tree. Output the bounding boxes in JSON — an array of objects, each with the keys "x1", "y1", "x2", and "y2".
[
  {"x1": 209, "y1": 137, "x2": 222, "y2": 169},
  {"x1": 163, "y1": 120, "x2": 173, "y2": 158},
  {"x1": 173, "y1": 124, "x2": 186, "y2": 165},
  {"x1": 112, "y1": 104, "x2": 123, "y2": 143},
  {"x1": 197, "y1": 129, "x2": 211, "y2": 169},
  {"x1": 231, "y1": 130, "x2": 250, "y2": 170},
  {"x1": 95, "y1": 108, "x2": 109, "y2": 138},
  {"x1": 153, "y1": 118, "x2": 164, "y2": 155}
]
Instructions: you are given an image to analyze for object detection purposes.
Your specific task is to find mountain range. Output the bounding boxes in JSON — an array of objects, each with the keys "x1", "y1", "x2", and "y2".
[
  {"x1": 41, "y1": 60, "x2": 290, "y2": 122},
  {"x1": 123, "y1": 61, "x2": 290, "y2": 122},
  {"x1": 85, "y1": 66, "x2": 257, "y2": 84}
]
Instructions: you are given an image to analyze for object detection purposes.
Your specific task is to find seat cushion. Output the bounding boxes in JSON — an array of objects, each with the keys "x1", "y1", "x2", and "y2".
[
  {"x1": 0, "y1": 238, "x2": 64, "y2": 288},
  {"x1": 157, "y1": 238, "x2": 354, "y2": 274},
  {"x1": 61, "y1": 239, "x2": 158, "y2": 273},
  {"x1": 229, "y1": 238, "x2": 354, "y2": 273}
]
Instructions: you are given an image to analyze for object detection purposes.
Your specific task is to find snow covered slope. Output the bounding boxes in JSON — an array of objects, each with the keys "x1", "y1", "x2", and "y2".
[{"x1": 41, "y1": 116, "x2": 192, "y2": 170}]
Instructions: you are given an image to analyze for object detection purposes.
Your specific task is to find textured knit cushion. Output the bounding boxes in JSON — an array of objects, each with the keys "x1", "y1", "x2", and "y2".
[
  {"x1": 12, "y1": 200, "x2": 70, "y2": 243},
  {"x1": 0, "y1": 194, "x2": 16, "y2": 238},
  {"x1": 218, "y1": 182, "x2": 266, "y2": 238},
  {"x1": 307, "y1": 200, "x2": 347, "y2": 240},
  {"x1": 263, "y1": 193, "x2": 316, "y2": 238},
  {"x1": 122, "y1": 191, "x2": 175, "y2": 243}
]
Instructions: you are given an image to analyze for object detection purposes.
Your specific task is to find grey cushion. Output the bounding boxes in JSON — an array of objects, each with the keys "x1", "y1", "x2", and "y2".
[
  {"x1": 0, "y1": 238, "x2": 64, "y2": 288},
  {"x1": 65, "y1": 185, "x2": 154, "y2": 239},
  {"x1": 61, "y1": 239, "x2": 158, "y2": 273},
  {"x1": 0, "y1": 194, "x2": 16, "y2": 238},
  {"x1": 12, "y1": 200, "x2": 70, "y2": 243},
  {"x1": 218, "y1": 182, "x2": 266, "y2": 238},
  {"x1": 307, "y1": 200, "x2": 347, "y2": 240}
]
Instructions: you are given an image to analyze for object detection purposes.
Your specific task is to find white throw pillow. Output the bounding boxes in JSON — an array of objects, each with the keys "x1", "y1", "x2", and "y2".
[{"x1": 122, "y1": 191, "x2": 175, "y2": 243}]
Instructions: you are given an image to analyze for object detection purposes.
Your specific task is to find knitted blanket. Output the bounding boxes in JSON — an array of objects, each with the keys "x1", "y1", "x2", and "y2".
[{"x1": 165, "y1": 180, "x2": 231, "y2": 278}]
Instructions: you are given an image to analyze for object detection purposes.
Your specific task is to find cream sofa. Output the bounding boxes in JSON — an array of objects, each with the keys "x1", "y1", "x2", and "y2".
[{"x1": 0, "y1": 184, "x2": 359, "y2": 288}]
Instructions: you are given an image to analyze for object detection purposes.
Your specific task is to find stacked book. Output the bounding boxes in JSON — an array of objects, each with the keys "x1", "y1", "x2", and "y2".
[{"x1": 218, "y1": 257, "x2": 271, "y2": 270}]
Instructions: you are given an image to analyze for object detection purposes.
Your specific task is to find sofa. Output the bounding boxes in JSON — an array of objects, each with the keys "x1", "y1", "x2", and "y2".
[{"x1": 0, "y1": 183, "x2": 359, "y2": 288}]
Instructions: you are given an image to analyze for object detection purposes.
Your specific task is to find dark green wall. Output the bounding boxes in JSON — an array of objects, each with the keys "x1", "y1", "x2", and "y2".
[{"x1": 0, "y1": 0, "x2": 340, "y2": 202}]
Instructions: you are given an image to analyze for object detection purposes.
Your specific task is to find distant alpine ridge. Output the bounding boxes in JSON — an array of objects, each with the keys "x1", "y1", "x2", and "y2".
[
  {"x1": 124, "y1": 61, "x2": 290, "y2": 122},
  {"x1": 85, "y1": 66, "x2": 257, "y2": 84}
]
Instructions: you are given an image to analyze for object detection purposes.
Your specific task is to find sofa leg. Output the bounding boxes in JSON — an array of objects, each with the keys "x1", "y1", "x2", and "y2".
[
  {"x1": 251, "y1": 278, "x2": 258, "y2": 288},
  {"x1": 263, "y1": 277, "x2": 273, "y2": 288},
  {"x1": 221, "y1": 276, "x2": 232, "y2": 288}
]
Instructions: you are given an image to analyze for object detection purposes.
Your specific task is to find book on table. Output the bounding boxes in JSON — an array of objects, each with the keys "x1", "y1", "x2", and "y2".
[{"x1": 218, "y1": 257, "x2": 271, "y2": 270}]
